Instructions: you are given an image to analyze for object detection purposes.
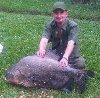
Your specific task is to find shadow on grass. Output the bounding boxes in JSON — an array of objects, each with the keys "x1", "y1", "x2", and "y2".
[{"x1": 0, "y1": 6, "x2": 50, "y2": 16}]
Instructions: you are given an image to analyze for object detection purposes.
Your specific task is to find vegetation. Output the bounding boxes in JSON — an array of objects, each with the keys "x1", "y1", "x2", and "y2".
[
  {"x1": 0, "y1": 0, "x2": 100, "y2": 20},
  {"x1": 0, "y1": 0, "x2": 100, "y2": 98}
]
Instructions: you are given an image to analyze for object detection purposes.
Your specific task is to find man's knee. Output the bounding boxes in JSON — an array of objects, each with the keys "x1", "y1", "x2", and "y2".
[
  {"x1": 77, "y1": 56, "x2": 85, "y2": 66},
  {"x1": 69, "y1": 57, "x2": 85, "y2": 69}
]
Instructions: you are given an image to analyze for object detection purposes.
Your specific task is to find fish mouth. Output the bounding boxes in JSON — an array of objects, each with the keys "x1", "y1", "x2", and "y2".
[
  {"x1": 5, "y1": 70, "x2": 33, "y2": 87},
  {"x1": 5, "y1": 69, "x2": 21, "y2": 85},
  {"x1": 5, "y1": 76, "x2": 20, "y2": 85}
]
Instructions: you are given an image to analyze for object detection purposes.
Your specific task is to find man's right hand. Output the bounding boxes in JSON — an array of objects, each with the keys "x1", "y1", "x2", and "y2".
[
  {"x1": 37, "y1": 38, "x2": 48, "y2": 57},
  {"x1": 37, "y1": 49, "x2": 46, "y2": 58}
]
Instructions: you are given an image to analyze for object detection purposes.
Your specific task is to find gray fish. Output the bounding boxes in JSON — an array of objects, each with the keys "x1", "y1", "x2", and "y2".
[{"x1": 5, "y1": 50, "x2": 94, "y2": 93}]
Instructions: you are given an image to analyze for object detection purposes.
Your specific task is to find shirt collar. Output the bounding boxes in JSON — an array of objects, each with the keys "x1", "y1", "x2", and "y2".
[{"x1": 62, "y1": 18, "x2": 69, "y2": 31}]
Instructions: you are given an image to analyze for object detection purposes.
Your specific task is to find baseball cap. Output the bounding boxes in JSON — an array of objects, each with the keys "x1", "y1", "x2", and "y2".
[{"x1": 53, "y1": 2, "x2": 67, "y2": 12}]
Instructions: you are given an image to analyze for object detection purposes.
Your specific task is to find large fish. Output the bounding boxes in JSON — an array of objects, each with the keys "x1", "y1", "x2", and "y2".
[{"x1": 5, "y1": 50, "x2": 94, "y2": 93}]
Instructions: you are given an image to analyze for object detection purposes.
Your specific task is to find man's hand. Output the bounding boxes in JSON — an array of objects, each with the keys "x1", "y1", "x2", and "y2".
[
  {"x1": 59, "y1": 57, "x2": 68, "y2": 66},
  {"x1": 37, "y1": 49, "x2": 46, "y2": 58},
  {"x1": 37, "y1": 38, "x2": 48, "y2": 57}
]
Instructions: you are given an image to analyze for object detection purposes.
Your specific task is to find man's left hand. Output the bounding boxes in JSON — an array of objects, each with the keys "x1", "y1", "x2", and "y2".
[{"x1": 59, "y1": 57, "x2": 68, "y2": 66}]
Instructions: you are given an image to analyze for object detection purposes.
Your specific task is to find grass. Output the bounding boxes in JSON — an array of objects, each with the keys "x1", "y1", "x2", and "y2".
[
  {"x1": 0, "y1": 0, "x2": 100, "y2": 20},
  {"x1": 0, "y1": 0, "x2": 100, "y2": 98},
  {"x1": 0, "y1": 11, "x2": 100, "y2": 98}
]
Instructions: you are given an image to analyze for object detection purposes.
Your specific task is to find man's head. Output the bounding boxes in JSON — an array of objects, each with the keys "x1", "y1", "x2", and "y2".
[
  {"x1": 53, "y1": 2, "x2": 67, "y2": 12},
  {"x1": 52, "y1": 2, "x2": 68, "y2": 25}
]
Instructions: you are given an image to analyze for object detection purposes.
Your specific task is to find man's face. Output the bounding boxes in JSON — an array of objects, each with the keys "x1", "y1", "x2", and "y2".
[{"x1": 52, "y1": 9, "x2": 68, "y2": 24}]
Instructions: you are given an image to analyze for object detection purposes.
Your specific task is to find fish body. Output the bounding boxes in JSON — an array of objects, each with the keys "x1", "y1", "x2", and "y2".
[{"x1": 5, "y1": 50, "x2": 94, "y2": 92}]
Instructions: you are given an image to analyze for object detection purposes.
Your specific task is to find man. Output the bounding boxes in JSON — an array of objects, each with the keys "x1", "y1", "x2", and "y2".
[{"x1": 37, "y1": 2, "x2": 85, "y2": 92}]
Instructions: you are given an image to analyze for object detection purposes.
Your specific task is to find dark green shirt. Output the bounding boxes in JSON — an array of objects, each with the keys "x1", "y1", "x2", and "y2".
[{"x1": 42, "y1": 18, "x2": 80, "y2": 58}]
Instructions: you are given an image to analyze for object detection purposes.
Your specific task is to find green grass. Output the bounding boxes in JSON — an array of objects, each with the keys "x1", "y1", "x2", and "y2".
[
  {"x1": 0, "y1": 0, "x2": 100, "y2": 97},
  {"x1": 0, "y1": 0, "x2": 54, "y2": 14},
  {"x1": 0, "y1": 0, "x2": 100, "y2": 20},
  {"x1": 0, "y1": 11, "x2": 100, "y2": 98}
]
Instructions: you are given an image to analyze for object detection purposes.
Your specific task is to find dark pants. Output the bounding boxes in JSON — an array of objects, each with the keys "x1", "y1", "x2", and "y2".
[{"x1": 68, "y1": 56, "x2": 85, "y2": 69}]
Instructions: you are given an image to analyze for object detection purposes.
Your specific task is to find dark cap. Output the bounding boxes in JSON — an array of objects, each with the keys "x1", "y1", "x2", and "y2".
[{"x1": 53, "y1": 2, "x2": 66, "y2": 12}]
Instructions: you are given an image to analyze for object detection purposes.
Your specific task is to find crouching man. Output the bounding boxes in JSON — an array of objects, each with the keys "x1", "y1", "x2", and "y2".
[{"x1": 37, "y1": 2, "x2": 85, "y2": 93}]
